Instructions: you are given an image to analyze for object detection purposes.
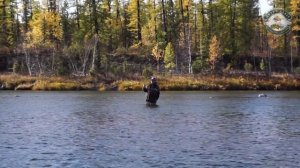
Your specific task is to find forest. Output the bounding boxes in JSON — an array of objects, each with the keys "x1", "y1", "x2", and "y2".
[{"x1": 0, "y1": 0, "x2": 300, "y2": 90}]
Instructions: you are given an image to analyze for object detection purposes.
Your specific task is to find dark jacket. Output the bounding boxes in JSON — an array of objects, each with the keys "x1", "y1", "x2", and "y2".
[{"x1": 143, "y1": 83, "x2": 160, "y2": 103}]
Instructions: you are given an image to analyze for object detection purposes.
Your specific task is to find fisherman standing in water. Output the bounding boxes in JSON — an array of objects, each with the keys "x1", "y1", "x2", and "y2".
[{"x1": 143, "y1": 76, "x2": 160, "y2": 105}]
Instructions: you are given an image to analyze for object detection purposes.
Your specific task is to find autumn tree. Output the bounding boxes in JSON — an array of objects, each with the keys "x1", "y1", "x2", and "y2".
[
  {"x1": 209, "y1": 35, "x2": 221, "y2": 72},
  {"x1": 290, "y1": 0, "x2": 300, "y2": 65},
  {"x1": 152, "y1": 43, "x2": 164, "y2": 72},
  {"x1": 25, "y1": 9, "x2": 62, "y2": 75}
]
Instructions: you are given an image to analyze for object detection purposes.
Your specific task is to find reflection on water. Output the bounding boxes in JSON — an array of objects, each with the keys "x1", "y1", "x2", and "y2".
[{"x1": 1, "y1": 91, "x2": 300, "y2": 167}]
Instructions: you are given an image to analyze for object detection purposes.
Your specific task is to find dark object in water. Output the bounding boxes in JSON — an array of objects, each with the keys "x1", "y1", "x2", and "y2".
[
  {"x1": 143, "y1": 77, "x2": 160, "y2": 105},
  {"x1": 258, "y1": 93, "x2": 267, "y2": 98}
]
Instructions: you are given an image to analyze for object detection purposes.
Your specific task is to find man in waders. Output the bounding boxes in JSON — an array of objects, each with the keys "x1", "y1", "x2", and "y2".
[{"x1": 143, "y1": 76, "x2": 160, "y2": 105}]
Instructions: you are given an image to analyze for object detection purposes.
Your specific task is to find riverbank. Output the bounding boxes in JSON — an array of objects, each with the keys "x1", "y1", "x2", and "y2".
[{"x1": 1, "y1": 74, "x2": 300, "y2": 91}]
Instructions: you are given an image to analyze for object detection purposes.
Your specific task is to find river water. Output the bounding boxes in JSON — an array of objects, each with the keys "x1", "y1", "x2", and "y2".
[{"x1": 0, "y1": 91, "x2": 300, "y2": 167}]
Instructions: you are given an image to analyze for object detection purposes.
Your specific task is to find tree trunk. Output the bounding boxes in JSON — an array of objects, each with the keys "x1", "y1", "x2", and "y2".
[
  {"x1": 161, "y1": 0, "x2": 167, "y2": 42},
  {"x1": 179, "y1": 0, "x2": 184, "y2": 20},
  {"x1": 194, "y1": 8, "x2": 198, "y2": 52},
  {"x1": 75, "y1": 0, "x2": 80, "y2": 29},
  {"x1": 48, "y1": 0, "x2": 56, "y2": 12},
  {"x1": 91, "y1": 35, "x2": 99, "y2": 72},
  {"x1": 1, "y1": 0, "x2": 7, "y2": 45},
  {"x1": 200, "y1": 0, "x2": 206, "y2": 55},
  {"x1": 268, "y1": 48, "x2": 272, "y2": 76},
  {"x1": 92, "y1": 0, "x2": 99, "y2": 34},
  {"x1": 208, "y1": 0, "x2": 213, "y2": 38},
  {"x1": 291, "y1": 41, "x2": 294, "y2": 72},
  {"x1": 283, "y1": 0, "x2": 289, "y2": 72},
  {"x1": 179, "y1": 0, "x2": 185, "y2": 38},
  {"x1": 153, "y1": 0, "x2": 157, "y2": 42},
  {"x1": 23, "y1": 47, "x2": 32, "y2": 76},
  {"x1": 230, "y1": 0, "x2": 237, "y2": 57},
  {"x1": 122, "y1": 0, "x2": 129, "y2": 48},
  {"x1": 187, "y1": 6, "x2": 192, "y2": 74},
  {"x1": 108, "y1": 0, "x2": 113, "y2": 51},
  {"x1": 23, "y1": 0, "x2": 29, "y2": 33},
  {"x1": 137, "y1": 0, "x2": 141, "y2": 42},
  {"x1": 297, "y1": 37, "x2": 300, "y2": 66}
]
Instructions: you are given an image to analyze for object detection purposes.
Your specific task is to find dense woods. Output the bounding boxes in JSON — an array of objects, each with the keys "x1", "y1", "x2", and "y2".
[{"x1": 0, "y1": 0, "x2": 300, "y2": 77}]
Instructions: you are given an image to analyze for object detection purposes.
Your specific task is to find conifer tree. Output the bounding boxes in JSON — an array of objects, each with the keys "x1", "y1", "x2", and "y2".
[
  {"x1": 127, "y1": 0, "x2": 144, "y2": 44},
  {"x1": 164, "y1": 42, "x2": 175, "y2": 71}
]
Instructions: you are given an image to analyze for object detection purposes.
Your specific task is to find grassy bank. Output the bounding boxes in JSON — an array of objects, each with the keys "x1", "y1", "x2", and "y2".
[{"x1": 1, "y1": 74, "x2": 300, "y2": 91}]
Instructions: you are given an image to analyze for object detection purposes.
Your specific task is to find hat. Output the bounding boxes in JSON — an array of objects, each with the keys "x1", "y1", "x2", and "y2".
[{"x1": 151, "y1": 76, "x2": 157, "y2": 82}]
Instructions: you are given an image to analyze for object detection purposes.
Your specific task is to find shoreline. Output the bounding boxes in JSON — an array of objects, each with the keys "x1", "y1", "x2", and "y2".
[{"x1": 1, "y1": 74, "x2": 300, "y2": 91}]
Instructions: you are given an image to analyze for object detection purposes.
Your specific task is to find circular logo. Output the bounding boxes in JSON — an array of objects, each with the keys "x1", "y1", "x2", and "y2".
[{"x1": 263, "y1": 9, "x2": 292, "y2": 35}]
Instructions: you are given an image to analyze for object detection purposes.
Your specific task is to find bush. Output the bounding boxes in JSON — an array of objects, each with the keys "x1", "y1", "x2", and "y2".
[
  {"x1": 142, "y1": 67, "x2": 153, "y2": 78},
  {"x1": 192, "y1": 58, "x2": 208, "y2": 74},
  {"x1": 224, "y1": 63, "x2": 233, "y2": 72},
  {"x1": 13, "y1": 61, "x2": 20, "y2": 74},
  {"x1": 115, "y1": 47, "x2": 127, "y2": 56},
  {"x1": 260, "y1": 59, "x2": 265, "y2": 71},
  {"x1": 244, "y1": 62, "x2": 253, "y2": 72},
  {"x1": 295, "y1": 67, "x2": 300, "y2": 74},
  {"x1": 89, "y1": 67, "x2": 96, "y2": 76},
  {"x1": 110, "y1": 63, "x2": 123, "y2": 76},
  {"x1": 56, "y1": 65, "x2": 69, "y2": 76}
]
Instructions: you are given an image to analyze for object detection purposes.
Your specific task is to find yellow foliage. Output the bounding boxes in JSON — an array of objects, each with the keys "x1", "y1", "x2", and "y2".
[
  {"x1": 127, "y1": 0, "x2": 139, "y2": 30},
  {"x1": 290, "y1": 0, "x2": 300, "y2": 32},
  {"x1": 209, "y1": 36, "x2": 221, "y2": 70},
  {"x1": 116, "y1": 80, "x2": 142, "y2": 91},
  {"x1": 32, "y1": 80, "x2": 79, "y2": 90},
  {"x1": 152, "y1": 44, "x2": 164, "y2": 61},
  {"x1": 26, "y1": 11, "x2": 62, "y2": 48},
  {"x1": 290, "y1": 0, "x2": 299, "y2": 16}
]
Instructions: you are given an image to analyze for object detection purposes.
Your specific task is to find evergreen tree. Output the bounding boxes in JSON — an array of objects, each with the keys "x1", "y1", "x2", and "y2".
[
  {"x1": 127, "y1": 0, "x2": 144, "y2": 44},
  {"x1": 141, "y1": 0, "x2": 158, "y2": 46},
  {"x1": 164, "y1": 42, "x2": 175, "y2": 71}
]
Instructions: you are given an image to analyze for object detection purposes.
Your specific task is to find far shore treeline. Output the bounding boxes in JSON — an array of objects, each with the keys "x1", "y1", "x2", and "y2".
[{"x1": 0, "y1": 0, "x2": 300, "y2": 91}]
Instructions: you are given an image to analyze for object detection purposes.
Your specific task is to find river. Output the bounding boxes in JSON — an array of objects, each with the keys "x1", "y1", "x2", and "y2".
[{"x1": 0, "y1": 91, "x2": 300, "y2": 167}]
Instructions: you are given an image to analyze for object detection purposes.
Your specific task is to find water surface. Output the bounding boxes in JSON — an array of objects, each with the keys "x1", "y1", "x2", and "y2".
[{"x1": 0, "y1": 91, "x2": 300, "y2": 167}]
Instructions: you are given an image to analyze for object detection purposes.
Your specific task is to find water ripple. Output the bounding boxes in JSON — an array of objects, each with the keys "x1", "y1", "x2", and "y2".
[{"x1": 0, "y1": 91, "x2": 300, "y2": 167}]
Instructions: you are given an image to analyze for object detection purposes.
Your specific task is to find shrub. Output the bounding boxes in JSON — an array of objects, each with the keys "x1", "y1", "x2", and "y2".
[
  {"x1": 89, "y1": 67, "x2": 96, "y2": 76},
  {"x1": 260, "y1": 59, "x2": 265, "y2": 71},
  {"x1": 192, "y1": 58, "x2": 208, "y2": 74},
  {"x1": 142, "y1": 67, "x2": 153, "y2": 78},
  {"x1": 111, "y1": 64, "x2": 123, "y2": 76},
  {"x1": 244, "y1": 62, "x2": 253, "y2": 72},
  {"x1": 56, "y1": 65, "x2": 69, "y2": 76},
  {"x1": 295, "y1": 67, "x2": 300, "y2": 74},
  {"x1": 224, "y1": 63, "x2": 233, "y2": 72},
  {"x1": 115, "y1": 47, "x2": 127, "y2": 56},
  {"x1": 13, "y1": 61, "x2": 20, "y2": 74}
]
